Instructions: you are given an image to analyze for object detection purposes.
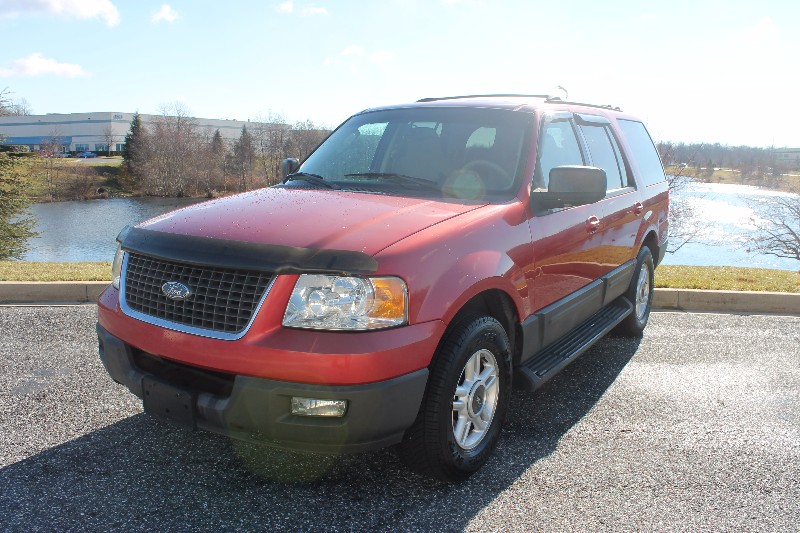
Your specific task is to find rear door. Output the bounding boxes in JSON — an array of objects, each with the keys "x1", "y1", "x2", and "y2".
[
  {"x1": 575, "y1": 115, "x2": 640, "y2": 274},
  {"x1": 528, "y1": 114, "x2": 606, "y2": 314}
]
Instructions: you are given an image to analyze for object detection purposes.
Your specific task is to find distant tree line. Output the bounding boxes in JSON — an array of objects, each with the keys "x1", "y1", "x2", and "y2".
[
  {"x1": 121, "y1": 103, "x2": 330, "y2": 197},
  {"x1": 656, "y1": 141, "x2": 795, "y2": 181}
]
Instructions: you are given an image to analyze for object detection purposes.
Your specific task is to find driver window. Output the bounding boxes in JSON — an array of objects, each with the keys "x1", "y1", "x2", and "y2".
[{"x1": 535, "y1": 120, "x2": 584, "y2": 188}]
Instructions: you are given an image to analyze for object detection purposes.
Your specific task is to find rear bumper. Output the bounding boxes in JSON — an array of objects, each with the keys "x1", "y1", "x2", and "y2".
[{"x1": 97, "y1": 323, "x2": 428, "y2": 453}]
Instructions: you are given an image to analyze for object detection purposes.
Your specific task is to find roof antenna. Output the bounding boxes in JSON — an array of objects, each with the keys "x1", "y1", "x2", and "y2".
[{"x1": 557, "y1": 85, "x2": 569, "y2": 100}]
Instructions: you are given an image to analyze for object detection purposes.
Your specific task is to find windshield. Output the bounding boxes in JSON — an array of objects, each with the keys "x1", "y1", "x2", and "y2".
[{"x1": 290, "y1": 107, "x2": 532, "y2": 202}]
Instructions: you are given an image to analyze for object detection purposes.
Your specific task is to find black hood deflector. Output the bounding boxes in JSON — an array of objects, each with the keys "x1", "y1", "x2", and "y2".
[{"x1": 117, "y1": 226, "x2": 378, "y2": 275}]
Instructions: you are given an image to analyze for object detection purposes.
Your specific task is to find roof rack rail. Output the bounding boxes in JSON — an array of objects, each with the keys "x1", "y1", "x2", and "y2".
[
  {"x1": 416, "y1": 94, "x2": 551, "y2": 103},
  {"x1": 416, "y1": 94, "x2": 622, "y2": 111},
  {"x1": 546, "y1": 98, "x2": 622, "y2": 112}
]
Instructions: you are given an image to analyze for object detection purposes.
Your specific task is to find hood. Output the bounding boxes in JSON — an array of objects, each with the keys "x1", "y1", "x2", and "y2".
[{"x1": 138, "y1": 187, "x2": 484, "y2": 256}]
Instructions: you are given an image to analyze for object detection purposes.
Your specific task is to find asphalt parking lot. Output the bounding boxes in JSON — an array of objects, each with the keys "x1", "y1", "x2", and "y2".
[{"x1": 1, "y1": 306, "x2": 798, "y2": 531}]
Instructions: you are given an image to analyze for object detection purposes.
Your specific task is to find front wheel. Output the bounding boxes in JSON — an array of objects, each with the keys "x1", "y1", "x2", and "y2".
[
  {"x1": 615, "y1": 246, "x2": 655, "y2": 336},
  {"x1": 397, "y1": 316, "x2": 512, "y2": 481}
]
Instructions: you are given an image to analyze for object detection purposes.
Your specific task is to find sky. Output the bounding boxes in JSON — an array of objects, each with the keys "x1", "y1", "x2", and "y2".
[{"x1": 0, "y1": 0, "x2": 798, "y2": 147}]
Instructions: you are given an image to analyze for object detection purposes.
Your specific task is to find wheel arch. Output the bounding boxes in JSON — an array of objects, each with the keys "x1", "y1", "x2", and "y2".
[
  {"x1": 642, "y1": 229, "x2": 660, "y2": 265},
  {"x1": 435, "y1": 288, "x2": 523, "y2": 370}
]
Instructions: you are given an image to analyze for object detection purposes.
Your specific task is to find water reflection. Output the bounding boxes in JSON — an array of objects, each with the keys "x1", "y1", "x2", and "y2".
[
  {"x1": 22, "y1": 197, "x2": 203, "y2": 262},
  {"x1": 662, "y1": 182, "x2": 798, "y2": 270}
]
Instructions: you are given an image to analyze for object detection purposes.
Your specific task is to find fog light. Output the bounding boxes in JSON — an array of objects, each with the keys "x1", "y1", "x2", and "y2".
[{"x1": 291, "y1": 397, "x2": 348, "y2": 417}]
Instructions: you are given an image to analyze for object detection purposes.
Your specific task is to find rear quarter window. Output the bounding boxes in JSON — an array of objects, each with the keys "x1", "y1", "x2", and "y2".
[{"x1": 617, "y1": 119, "x2": 666, "y2": 187}]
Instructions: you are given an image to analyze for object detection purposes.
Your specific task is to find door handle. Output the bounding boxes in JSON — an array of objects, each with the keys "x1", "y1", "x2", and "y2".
[
  {"x1": 632, "y1": 201, "x2": 644, "y2": 215},
  {"x1": 585, "y1": 216, "x2": 600, "y2": 233}
]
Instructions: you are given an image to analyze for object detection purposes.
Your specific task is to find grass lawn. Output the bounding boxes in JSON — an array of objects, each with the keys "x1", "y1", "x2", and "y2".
[
  {"x1": 1, "y1": 262, "x2": 798, "y2": 292},
  {"x1": 0, "y1": 261, "x2": 112, "y2": 281},
  {"x1": 655, "y1": 265, "x2": 798, "y2": 293}
]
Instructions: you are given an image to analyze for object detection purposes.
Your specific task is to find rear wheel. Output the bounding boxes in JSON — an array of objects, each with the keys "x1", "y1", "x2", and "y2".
[
  {"x1": 615, "y1": 246, "x2": 654, "y2": 336},
  {"x1": 397, "y1": 316, "x2": 512, "y2": 481}
]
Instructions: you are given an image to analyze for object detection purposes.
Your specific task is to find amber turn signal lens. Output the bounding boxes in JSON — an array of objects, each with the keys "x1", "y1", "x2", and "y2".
[{"x1": 369, "y1": 277, "x2": 407, "y2": 320}]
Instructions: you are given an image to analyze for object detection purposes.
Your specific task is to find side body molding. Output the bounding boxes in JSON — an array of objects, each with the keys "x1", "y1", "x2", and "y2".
[{"x1": 520, "y1": 259, "x2": 636, "y2": 363}]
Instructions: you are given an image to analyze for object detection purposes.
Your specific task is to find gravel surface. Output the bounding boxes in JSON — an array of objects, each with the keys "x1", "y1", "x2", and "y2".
[{"x1": 1, "y1": 306, "x2": 798, "y2": 532}]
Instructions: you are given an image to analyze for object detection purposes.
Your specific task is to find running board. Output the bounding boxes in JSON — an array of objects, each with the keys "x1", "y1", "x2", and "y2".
[{"x1": 514, "y1": 298, "x2": 633, "y2": 391}]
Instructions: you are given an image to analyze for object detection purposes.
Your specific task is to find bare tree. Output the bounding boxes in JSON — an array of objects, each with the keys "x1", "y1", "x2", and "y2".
[
  {"x1": 289, "y1": 119, "x2": 329, "y2": 162},
  {"x1": 0, "y1": 88, "x2": 32, "y2": 116},
  {"x1": 40, "y1": 126, "x2": 66, "y2": 199},
  {"x1": 144, "y1": 103, "x2": 201, "y2": 196},
  {"x1": 0, "y1": 87, "x2": 12, "y2": 116},
  {"x1": 8, "y1": 97, "x2": 32, "y2": 116},
  {"x1": 747, "y1": 189, "x2": 800, "y2": 261},
  {"x1": 252, "y1": 113, "x2": 290, "y2": 186},
  {"x1": 102, "y1": 124, "x2": 117, "y2": 156},
  {"x1": 657, "y1": 143, "x2": 709, "y2": 253}
]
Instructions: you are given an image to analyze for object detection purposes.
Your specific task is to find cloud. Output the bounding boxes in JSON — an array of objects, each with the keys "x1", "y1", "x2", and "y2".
[
  {"x1": 151, "y1": 4, "x2": 178, "y2": 23},
  {"x1": 741, "y1": 16, "x2": 779, "y2": 46},
  {"x1": 302, "y1": 5, "x2": 328, "y2": 16},
  {"x1": 0, "y1": 0, "x2": 120, "y2": 26},
  {"x1": 277, "y1": 1, "x2": 294, "y2": 13},
  {"x1": 0, "y1": 53, "x2": 88, "y2": 78}
]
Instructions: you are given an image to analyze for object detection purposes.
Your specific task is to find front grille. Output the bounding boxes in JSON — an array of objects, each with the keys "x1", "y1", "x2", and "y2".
[{"x1": 123, "y1": 252, "x2": 272, "y2": 334}]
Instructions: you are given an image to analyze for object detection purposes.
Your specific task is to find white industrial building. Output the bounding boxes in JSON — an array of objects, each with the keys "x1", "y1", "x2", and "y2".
[
  {"x1": 0, "y1": 112, "x2": 253, "y2": 154},
  {"x1": 775, "y1": 148, "x2": 800, "y2": 169}
]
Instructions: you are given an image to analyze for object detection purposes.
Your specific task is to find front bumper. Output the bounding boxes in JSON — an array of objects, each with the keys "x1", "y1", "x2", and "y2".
[{"x1": 97, "y1": 323, "x2": 428, "y2": 453}]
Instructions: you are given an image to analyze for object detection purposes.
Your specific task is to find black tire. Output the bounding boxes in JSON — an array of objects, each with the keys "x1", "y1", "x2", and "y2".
[
  {"x1": 397, "y1": 316, "x2": 512, "y2": 481},
  {"x1": 614, "y1": 246, "x2": 655, "y2": 337}
]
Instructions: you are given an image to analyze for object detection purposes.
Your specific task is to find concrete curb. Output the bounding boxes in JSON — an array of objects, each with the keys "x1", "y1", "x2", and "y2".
[
  {"x1": 652, "y1": 288, "x2": 800, "y2": 315},
  {"x1": 0, "y1": 281, "x2": 109, "y2": 305},
  {"x1": 1, "y1": 282, "x2": 798, "y2": 315}
]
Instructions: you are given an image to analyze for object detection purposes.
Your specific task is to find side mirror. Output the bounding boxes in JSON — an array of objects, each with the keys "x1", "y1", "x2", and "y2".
[
  {"x1": 281, "y1": 158, "x2": 300, "y2": 178},
  {"x1": 533, "y1": 165, "x2": 607, "y2": 210}
]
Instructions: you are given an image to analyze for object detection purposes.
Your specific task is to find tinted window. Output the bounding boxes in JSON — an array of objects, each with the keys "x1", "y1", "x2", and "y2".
[
  {"x1": 617, "y1": 119, "x2": 665, "y2": 187},
  {"x1": 298, "y1": 107, "x2": 531, "y2": 202},
  {"x1": 535, "y1": 120, "x2": 584, "y2": 188},
  {"x1": 607, "y1": 129, "x2": 631, "y2": 187},
  {"x1": 579, "y1": 124, "x2": 624, "y2": 190}
]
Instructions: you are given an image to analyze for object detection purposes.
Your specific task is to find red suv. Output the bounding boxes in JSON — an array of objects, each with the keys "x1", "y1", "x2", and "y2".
[{"x1": 97, "y1": 94, "x2": 668, "y2": 481}]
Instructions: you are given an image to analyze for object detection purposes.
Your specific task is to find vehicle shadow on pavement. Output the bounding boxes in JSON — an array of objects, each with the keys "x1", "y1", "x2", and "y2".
[{"x1": 0, "y1": 336, "x2": 640, "y2": 531}]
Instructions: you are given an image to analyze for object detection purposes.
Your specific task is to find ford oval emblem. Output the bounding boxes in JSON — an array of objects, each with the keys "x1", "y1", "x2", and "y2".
[{"x1": 162, "y1": 281, "x2": 192, "y2": 301}]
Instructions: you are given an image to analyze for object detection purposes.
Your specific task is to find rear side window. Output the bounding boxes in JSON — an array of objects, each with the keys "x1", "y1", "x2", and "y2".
[
  {"x1": 578, "y1": 124, "x2": 624, "y2": 190},
  {"x1": 617, "y1": 119, "x2": 665, "y2": 187}
]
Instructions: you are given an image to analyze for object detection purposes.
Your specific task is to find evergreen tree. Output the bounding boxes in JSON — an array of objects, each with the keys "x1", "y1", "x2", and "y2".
[
  {"x1": 0, "y1": 154, "x2": 37, "y2": 259},
  {"x1": 233, "y1": 125, "x2": 255, "y2": 191},
  {"x1": 121, "y1": 112, "x2": 147, "y2": 187},
  {"x1": 208, "y1": 129, "x2": 226, "y2": 192},
  {"x1": 211, "y1": 129, "x2": 225, "y2": 158}
]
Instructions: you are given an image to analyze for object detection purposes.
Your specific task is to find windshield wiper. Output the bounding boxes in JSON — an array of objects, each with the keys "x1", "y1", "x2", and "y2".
[
  {"x1": 345, "y1": 172, "x2": 440, "y2": 191},
  {"x1": 284, "y1": 172, "x2": 338, "y2": 189}
]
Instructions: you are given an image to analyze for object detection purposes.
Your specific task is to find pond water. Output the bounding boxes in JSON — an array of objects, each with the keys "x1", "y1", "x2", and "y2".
[
  {"x1": 21, "y1": 197, "x2": 202, "y2": 262},
  {"x1": 661, "y1": 182, "x2": 798, "y2": 271},
  {"x1": 18, "y1": 184, "x2": 799, "y2": 270}
]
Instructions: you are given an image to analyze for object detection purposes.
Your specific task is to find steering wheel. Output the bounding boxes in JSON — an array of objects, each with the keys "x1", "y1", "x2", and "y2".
[{"x1": 462, "y1": 160, "x2": 511, "y2": 187}]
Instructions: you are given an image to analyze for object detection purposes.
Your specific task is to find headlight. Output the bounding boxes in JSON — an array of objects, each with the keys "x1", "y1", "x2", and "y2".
[
  {"x1": 111, "y1": 245, "x2": 124, "y2": 289},
  {"x1": 282, "y1": 275, "x2": 407, "y2": 330}
]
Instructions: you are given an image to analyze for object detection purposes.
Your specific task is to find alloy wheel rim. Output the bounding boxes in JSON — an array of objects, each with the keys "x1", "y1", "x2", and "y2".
[
  {"x1": 452, "y1": 348, "x2": 500, "y2": 450},
  {"x1": 635, "y1": 262, "x2": 651, "y2": 321}
]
